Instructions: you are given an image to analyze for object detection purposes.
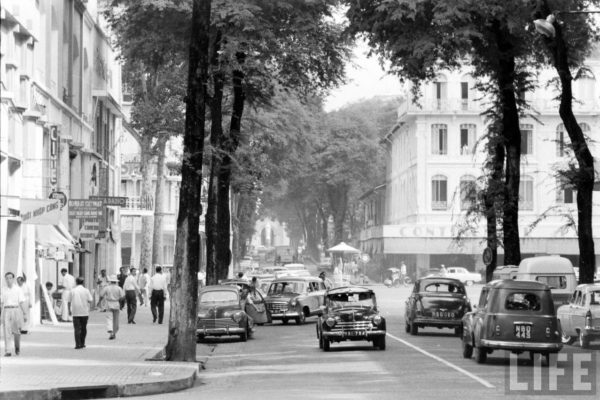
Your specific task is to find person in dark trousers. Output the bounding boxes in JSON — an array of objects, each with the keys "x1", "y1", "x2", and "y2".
[
  {"x1": 123, "y1": 268, "x2": 141, "y2": 324},
  {"x1": 67, "y1": 277, "x2": 93, "y2": 349},
  {"x1": 117, "y1": 267, "x2": 127, "y2": 309},
  {"x1": 149, "y1": 266, "x2": 168, "y2": 324}
]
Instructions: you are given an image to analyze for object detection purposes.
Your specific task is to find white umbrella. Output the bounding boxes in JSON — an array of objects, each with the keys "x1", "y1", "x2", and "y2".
[{"x1": 327, "y1": 242, "x2": 361, "y2": 254}]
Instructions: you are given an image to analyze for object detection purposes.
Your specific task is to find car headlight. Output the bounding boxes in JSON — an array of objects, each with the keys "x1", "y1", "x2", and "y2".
[
  {"x1": 325, "y1": 317, "x2": 336, "y2": 328},
  {"x1": 290, "y1": 299, "x2": 297, "y2": 307},
  {"x1": 373, "y1": 315, "x2": 382, "y2": 326},
  {"x1": 231, "y1": 311, "x2": 243, "y2": 323},
  {"x1": 197, "y1": 313, "x2": 208, "y2": 319}
]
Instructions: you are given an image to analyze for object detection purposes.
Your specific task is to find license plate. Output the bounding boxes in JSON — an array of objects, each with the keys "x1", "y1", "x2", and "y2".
[
  {"x1": 514, "y1": 324, "x2": 532, "y2": 339},
  {"x1": 344, "y1": 330, "x2": 365, "y2": 337},
  {"x1": 433, "y1": 311, "x2": 455, "y2": 319}
]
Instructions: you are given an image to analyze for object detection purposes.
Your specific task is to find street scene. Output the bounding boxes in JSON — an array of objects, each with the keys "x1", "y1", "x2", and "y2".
[{"x1": 2, "y1": 0, "x2": 600, "y2": 399}]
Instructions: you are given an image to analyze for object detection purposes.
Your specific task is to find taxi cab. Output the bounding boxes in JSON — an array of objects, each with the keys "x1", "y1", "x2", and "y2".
[{"x1": 264, "y1": 277, "x2": 326, "y2": 324}]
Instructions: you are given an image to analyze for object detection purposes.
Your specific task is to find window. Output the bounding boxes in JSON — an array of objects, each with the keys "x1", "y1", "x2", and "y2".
[
  {"x1": 556, "y1": 177, "x2": 576, "y2": 204},
  {"x1": 520, "y1": 124, "x2": 533, "y2": 155},
  {"x1": 433, "y1": 75, "x2": 447, "y2": 109},
  {"x1": 478, "y1": 288, "x2": 489, "y2": 309},
  {"x1": 519, "y1": 176, "x2": 533, "y2": 210},
  {"x1": 460, "y1": 176, "x2": 477, "y2": 210},
  {"x1": 575, "y1": 72, "x2": 596, "y2": 106},
  {"x1": 460, "y1": 124, "x2": 476, "y2": 155},
  {"x1": 460, "y1": 74, "x2": 472, "y2": 110},
  {"x1": 432, "y1": 175, "x2": 448, "y2": 210},
  {"x1": 535, "y1": 276, "x2": 567, "y2": 289},
  {"x1": 556, "y1": 124, "x2": 569, "y2": 157},
  {"x1": 505, "y1": 292, "x2": 541, "y2": 311},
  {"x1": 431, "y1": 124, "x2": 447, "y2": 155}
]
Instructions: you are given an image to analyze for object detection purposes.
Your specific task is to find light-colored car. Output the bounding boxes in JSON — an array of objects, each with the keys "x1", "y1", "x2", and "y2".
[
  {"x1": 265, "y1": 277, "x2": 326, "y2": 324},
  {"x1": 445, "y1": 267, "x2": 482, "y2": 286},
  {"x1": 557, "y1": 283, "x2": 600, "y2": 348}
]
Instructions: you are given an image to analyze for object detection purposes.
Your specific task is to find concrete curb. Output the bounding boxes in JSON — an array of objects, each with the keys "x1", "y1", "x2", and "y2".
[{"x1": 0, "y1": 365, "x2": 197, "y2": 400}]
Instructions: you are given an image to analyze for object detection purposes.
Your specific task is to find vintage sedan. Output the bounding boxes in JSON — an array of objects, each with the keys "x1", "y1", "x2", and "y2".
[
  {"x1": 196, "y1": 285, "x2": 254, "y2": 342},
  {"x1": 558, "y1": 283, "x2": 600, "y2": 348},
  {"x1": 462, "y1": 280, "x2": 562, "y2": 365},
  {"x1": 445, "y1": 267, "x2": 482, "y2": 286},
  {"x1": 264, "y1": 277, "x2": 326, "y2": 324},
  {"x1": 405, "y1": 277, "x2": 471, "y2": 336},
  {"x1": 317, "y1": 286, "x2": 386, "y2": 351}
]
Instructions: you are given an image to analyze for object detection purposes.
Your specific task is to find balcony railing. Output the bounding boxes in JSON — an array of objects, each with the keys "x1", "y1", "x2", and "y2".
[{"x1": 432, "y1": 201, "x2": 448, "y2": 211}]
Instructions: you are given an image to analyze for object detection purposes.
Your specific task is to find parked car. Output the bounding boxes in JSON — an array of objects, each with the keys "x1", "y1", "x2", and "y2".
[
  {"x1": 405, "y1": 277, "x2": 471, "y2": 336},
  {"x1": 557, "y1": 283, "x2": 600, "y2": 348},
  {"x1": 491, "y1": 265, "x2": 519, "y2": 281},
  {"x1": 196, "y1": 285, "x2": 254, "y2": 342},
  {"x1": 516, "y1": 256, "x2": 577, "y2": 309},
  {"x1": 445, "y1": 267, "x2": 482, "y2": 286},
  {"x1": 264, "y1": 277, "x2": 327, "y2": 324},
  {"x1": 462, "y1": 280, "x2": 562, "y2": 365},
  {"x1": 220, "y1": 279, "x2": 270, "y2": 324},
  {"x1": 317, "y1": 286, "x2": 386, "y2": 351}
]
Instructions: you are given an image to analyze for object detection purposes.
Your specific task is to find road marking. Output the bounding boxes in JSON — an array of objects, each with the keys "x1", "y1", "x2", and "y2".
[{"x1": 386, "y1": 333, "x2": 495, "y2": 389}]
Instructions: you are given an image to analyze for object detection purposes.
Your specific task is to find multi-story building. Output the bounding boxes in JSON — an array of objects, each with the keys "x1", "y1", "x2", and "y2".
[
  {"x1": 1, "y1": 0, "x2": 124, "y2": 324},
  {"x1": 360, "y1": 49, "x2": 600, "y2": 278}
]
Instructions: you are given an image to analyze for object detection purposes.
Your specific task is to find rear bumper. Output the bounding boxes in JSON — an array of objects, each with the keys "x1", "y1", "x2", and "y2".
[
  {"x1": 322, "y1": 330, "x2": 386, "y2": 339},
  {"x1": 412, "y1": 317, "x2": 462, "y2": 328},
  {"x1": 583, "y1": 327, "x2": 600, "y2": 338},
  {"x1": 480, "y1": 339, "x2": 563, "y2": 352},
  {"x1": 196, "y1": 327, "x2": 245, "y2": 336}
]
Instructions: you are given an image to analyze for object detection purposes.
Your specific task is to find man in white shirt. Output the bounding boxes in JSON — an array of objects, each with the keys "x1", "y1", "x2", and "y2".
[
  {"x1": 123, "y1": 268, "x2": 141, "y2": 324},
  {"x1": 1, "y1": 272, "x2": 27, "y2": 356},
  {"x1": 58, "y1": 268, "x2": 75, "y2": 322},
  {"x1": 138, "y1": 268, "x2": 149, "y2": 307},
  {"x1": 149, "y1": 266, "x2": 168, "y2": 324},
  {"x1": 67, "y1": 277, "x2": 93, "y2": 349}
]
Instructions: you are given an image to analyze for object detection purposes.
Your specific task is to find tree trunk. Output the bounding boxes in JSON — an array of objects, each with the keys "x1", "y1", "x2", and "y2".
[
  {"x1": 485, "y1": 138, "x2": 505, "y2": 282},
  {"x1": 152, "y1": 138, "x2": 167, "y2": 267},
  {"x1": 328, "y1": 185, "x2": 348, "y2": 244},
  {"x1": 139, "y1": 136, "x2": 154, "y2": 271},
  {"x1": 205, "y1": 34, "x2": 224, "y2": 286},
  {"x1": 544, "y1": 12, "x2": 596, "y2": 283},
  {"x1": 317, "y1": 202, "x2": 329, "y2": 252},
  {"x1": 493, "y1": 22, "x2": 521, "y2": 266},
  {"x1": 165, "y1": 0, "x2": 210, "y2": 362}
]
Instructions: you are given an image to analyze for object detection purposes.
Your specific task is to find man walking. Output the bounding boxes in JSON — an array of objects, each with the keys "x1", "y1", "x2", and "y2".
[
  {"x1": 68, "y1": 277, "x2": 93, "y2": 349},
  {"x1": 58, "y1": 268, "x2": 75, "y2": 322},
  {"x1": 96, "y1": 269, "x2": 108, "y2": 311},
  {"x1": 100, "y1": 275, "x2": 125, "y2": 340},
  {"x1": 1, "y1": 272, "x2": 27, "y2": 356},
  {"x1": 149, "y1": 266, "x2": 168, "y2": 324},
  {"x1": 123, "y1": 268, "x2": 141, "y2": 324},
  {"x1": 138, "y1": 268, "x2": 149, "y2": 307}
]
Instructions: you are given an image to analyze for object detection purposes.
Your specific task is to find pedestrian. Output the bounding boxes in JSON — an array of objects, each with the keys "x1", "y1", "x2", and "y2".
[
  {"x1": 1, "y1": 272, "x2": 27, "y2": 356},
  {"x1": 16, "y1": 276, "x2": 31, "y2": 334},
  {"x1": 58, "y1": 268, "x2": 75, "y2": 322},
  {"x1": 138, "y1": 268, "x2": 149, "y2": 307},
  {"x1": 149, "y1": 266, "x2": 167, "y2": 324},
  {"x1": 100, "y1": 275, "x2": 125, "y2": 340},
  {"x1": 67, "y1": 277, "x2": 93, "y2": 349},
  {"x1": 117, "y1": 267, "x2": 127, "y2": 309},
  {"x1": 96, "y1": 269, "x2": 108, "y2": 311},
  {"x1": 123, "y1": 268, "x2": 141, "y2": 324}
]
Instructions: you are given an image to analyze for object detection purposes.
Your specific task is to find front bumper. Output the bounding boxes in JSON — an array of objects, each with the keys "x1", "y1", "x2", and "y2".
[
  {"x1": 322, "y1": 329, "x2": 386, "y2": 339},
  {"x1": 583, "y1": 326, "x2": 600, "y2": 338},
  {"x1": 270, "y1": 311, "x2": 300, "y2": 319},
  {"x1": 412, "y1": 317, "x2": 462, "y2": 328},
  {"x1": 480, "y1": 339, "x2": 563, "y2": 352},
  {"x1": 196, "y1": 327, "x2": 246, "y2": 337}
]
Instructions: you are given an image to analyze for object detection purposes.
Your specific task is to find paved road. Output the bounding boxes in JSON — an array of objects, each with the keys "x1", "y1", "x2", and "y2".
[{"x1": 126, "y1": 284, "x2": 599, "y2": 400}]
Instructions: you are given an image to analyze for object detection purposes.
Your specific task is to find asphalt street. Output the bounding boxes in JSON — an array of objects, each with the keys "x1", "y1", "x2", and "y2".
[{"x1": 125, "y1": 283, "x2": 599, "y2": 400}]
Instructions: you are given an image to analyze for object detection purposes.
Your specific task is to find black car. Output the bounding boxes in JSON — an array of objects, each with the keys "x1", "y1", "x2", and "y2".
[
  {"x1": 317, "y1": 286, "x2": 386, "y2": 351},
  {"x1": 405, "y1": 277, "x2": 471, "y2": 336}
]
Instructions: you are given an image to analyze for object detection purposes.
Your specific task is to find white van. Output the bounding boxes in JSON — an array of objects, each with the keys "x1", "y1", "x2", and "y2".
[{"x1": 516, "y1": 256, "x2": 577, "y2": 307}]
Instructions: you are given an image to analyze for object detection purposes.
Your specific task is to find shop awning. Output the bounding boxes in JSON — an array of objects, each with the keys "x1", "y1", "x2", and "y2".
[{"x1": 36, "y1": 222, "x2": 76, "y2": 250}]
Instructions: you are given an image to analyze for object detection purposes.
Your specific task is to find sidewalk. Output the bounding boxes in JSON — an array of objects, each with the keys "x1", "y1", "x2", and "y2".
[{"x1": 0, "y1": 302, "x2": 201, "y2": 399}]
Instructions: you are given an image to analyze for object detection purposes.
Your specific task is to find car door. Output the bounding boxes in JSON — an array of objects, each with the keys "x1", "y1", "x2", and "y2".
[
  {"x1": 561, "y1": 291, "x2": 577, "y2": 336},
  {"x1": 406, "y1": 283, "x2": 419, "y2": 322},
  {"x1": 473, "y1": 287, "x2": 490, "y2": 344},
  {"x1": 571, "y1": 290, "x2": 586, "y2": 332},
  {"x1": 313, "y1": 281, "x2": 327, "y2": 309},
  {"x1": 306, "y1": 282, "x2": 321, "y2": 313}
]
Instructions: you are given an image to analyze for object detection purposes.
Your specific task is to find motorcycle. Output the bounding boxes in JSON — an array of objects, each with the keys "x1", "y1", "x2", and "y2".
[{"x1": 384, "y1": 275, "x2": 412, "y2": 287}]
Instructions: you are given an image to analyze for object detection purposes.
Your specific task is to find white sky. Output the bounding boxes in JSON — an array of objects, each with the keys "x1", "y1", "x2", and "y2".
[{"x1": 324, "y1": 40, "x2": 404, "y2": 112}]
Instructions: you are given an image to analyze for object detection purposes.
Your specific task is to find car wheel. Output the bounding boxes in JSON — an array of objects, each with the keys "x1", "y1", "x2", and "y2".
[
  {"x1": 561, "y1": 331, "x2": 575, "y2": 345},
  {"x1": 454, "y1": 326, "x2": 463, "y2": 337},
  {"x1": 282, "y1": 318, "x2": 289, "y2": 325},
  {"x1": 196, "y1": 335, "x2": 204, "y2": 343},
  {"x1": 410, "y1": 322, "x2": 418, "y2": 336},
  {"x1": 323, "y1": 337, "x2": 330, "y2": 352},
  {"x1": 375, "y1": 335, "x2": 386, "y2": 350},
  {"x1": 579, "y1": 330, "x2": 590, "y2": 349},
  {"x1": 296, "y1": 309, "x2": 306, "y2": 325},
  {"x1": 239, "y1": 330, "x2": 247, "y2": 342},
  {"x1": 405, "y1": 321, "x2": 410, "y2": 333},
  {"x1": 466, "y1": 280, "x2": 474, "y2": 286},
  {"x1": 474, "y1": 346, "x2": 487, "y2": 364},
  {"x1": 462, "y1": 338, "x2": 473, "y2": 359}
]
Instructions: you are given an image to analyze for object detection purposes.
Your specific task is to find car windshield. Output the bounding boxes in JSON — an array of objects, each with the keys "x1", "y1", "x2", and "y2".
[
  {"x1": 423, "y1": 282, "x2": 465, "y2": 294},
  {"x1": 200, "y1": 291, "x2": 238, "y2": 304},
  {"x1": 327, "y1": 292, "x2": 375, "y2": 309},
  {"x1": 505, "y1": 292, "x2": 541, "y2": 311},
  {"x1": 268, "y1": 282, "x2": 304, "y2": 295},
  {"x1": 590, "y1": 290, "x2": 600, "y2": 306},
  {"x1": 535, "y1": 276, "x2": 567, "y2": 289}
]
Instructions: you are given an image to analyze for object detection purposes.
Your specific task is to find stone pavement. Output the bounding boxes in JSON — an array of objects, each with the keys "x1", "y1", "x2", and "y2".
[{"x1": 0, "y1": 301, "x2": 201, "y2": 399}]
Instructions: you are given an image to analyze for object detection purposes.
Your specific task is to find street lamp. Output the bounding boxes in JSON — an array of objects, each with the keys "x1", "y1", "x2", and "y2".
[{"x1": 534, "y1": 10, "x2": 600, "y2": 38}]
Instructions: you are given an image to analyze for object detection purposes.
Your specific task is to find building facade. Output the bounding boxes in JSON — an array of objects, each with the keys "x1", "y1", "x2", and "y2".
[
  {"x1": 360, "y1": 51, "x2": 600, "y2": 278},
  {"x1": 1, "y1": 0, "x2": 124, "y2": 325}
]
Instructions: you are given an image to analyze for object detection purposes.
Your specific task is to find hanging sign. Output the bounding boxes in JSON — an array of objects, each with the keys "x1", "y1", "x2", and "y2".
[{"x1": 20, "y1": 199, "x2": 61, "y2": 225}]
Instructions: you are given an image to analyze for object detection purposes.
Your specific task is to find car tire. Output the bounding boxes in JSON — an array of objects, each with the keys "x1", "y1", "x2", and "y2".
[
  {"x1": 561, "y1": 331, "x2": 575, "y2": 345},
  {"x1": 474, "y1": 346, "x2": 487, "y2": 364},
  {"x1": 462, "y1": 338, "x2": 473, "y2": 359},
  {"x1": 410, "y1": 322, "x2": 418, "y2": 336},
  {"x1": 296, "y1": 309, "x2": 306, "y2": 325},
  {"x1": 323, "y1": 338, "x2": 330, "y2": 352},
  {"x1": 375, "y1": 335, "x2": 386, "y2": 350},
  {"x1": 454, "y1": 326, "x2": 463, "y2": 337},
  {"x1": 282, "y1": 318, "x2": 289, "y2": 325},
  {"x1": 240, "y1": 330, "x2": 247, "y2": 342},
  {"x1": 466, "y1": 280, "x2": 474, "y2": 286},
  {"x1": 579, "y1": 331, "x2": 590, "y2": 349},
  {"x1": 405, "y1": 321, "x2": 410, "y2": 333}
]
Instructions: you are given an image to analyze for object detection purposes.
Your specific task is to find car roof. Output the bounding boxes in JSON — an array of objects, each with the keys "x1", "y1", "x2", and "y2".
[
  {"x1": 284, "y1": 263, "x2": 306, "y2": 268},
  {"x1": 327, "y1": 286, "x2": 374, "y2": 295},
  {"x1": 486, "y1": 279, "x2": 550, "y2": 290},
  {"x1": 575, "y1": 283, "x2": 600, "y2": 291},
  {"x1": 200, "y1": 285, "x2": 239, "y2": 293},
  {"x1": 517, "y1": 256, "x2": 574, "y2": 273},
  {"x1": 418, "y1": 277, "x2": 463, "y2": 285},
  {"x1": 271, "y1": 276, "x2": 320, "y2": 283}
]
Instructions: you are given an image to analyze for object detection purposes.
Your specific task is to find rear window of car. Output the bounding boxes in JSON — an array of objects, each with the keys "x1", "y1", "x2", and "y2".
[
  {"x1": 505, "y1": 292, "x2": 541, "y2": 311},
  {"x1": 423, "y1": 282, "x2": 465, "y2": 294},
  {"x1": 200, "y1": 291, "x2": 238, "y2": 303},
  {"x1": 268, "y1": 282, "x2": 305, "y2": 295},
  {"x1": 535, "y1": 276, "x2": 567, "y2": 289},
  {"x1": 590, "y1": 290, "x2": 600, "y2": 306}
]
